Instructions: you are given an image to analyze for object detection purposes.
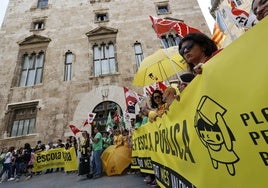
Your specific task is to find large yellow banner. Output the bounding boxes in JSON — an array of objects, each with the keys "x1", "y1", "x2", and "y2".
[
  {"x1": 132, "y1": 17, "x2": 268, "y2": 188},
  {"x1": 33, "y1": 147, "x2": 78, "y2": 172}
]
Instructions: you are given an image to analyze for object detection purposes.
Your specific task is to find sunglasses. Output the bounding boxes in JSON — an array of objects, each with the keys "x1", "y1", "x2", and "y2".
[
  {"x1": 179, "y1": 41, "x2": 195, "y2": 56},
  {"x1": 153, "y1": 95, "x2": 161, "y2": 99}
]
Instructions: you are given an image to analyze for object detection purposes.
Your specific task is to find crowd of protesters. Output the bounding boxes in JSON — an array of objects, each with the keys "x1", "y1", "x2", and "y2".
[
  {"x1": 1, "y1": 12, "x2": 267, "y2": 185},
  {"x1": 0, "y1": 136, "x2": 78, "y2": 184}
]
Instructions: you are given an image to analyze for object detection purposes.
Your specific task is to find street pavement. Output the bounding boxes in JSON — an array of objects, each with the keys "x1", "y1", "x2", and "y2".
[{"x1": 0, "y1": 171, "x2": 149, "y2": 188}]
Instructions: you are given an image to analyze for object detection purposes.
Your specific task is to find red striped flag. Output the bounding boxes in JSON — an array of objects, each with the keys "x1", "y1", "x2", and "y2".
[{"x1": 212, "y1": 22, "x2": 226, "y2": 48}]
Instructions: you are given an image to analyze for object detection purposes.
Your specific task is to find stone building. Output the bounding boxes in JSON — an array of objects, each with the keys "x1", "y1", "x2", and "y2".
[{"x1": 0, "y1": 0, "x2": 210, "y2": 147}]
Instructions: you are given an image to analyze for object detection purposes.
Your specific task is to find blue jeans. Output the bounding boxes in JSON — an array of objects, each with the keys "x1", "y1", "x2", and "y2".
[
  {"x1": 0, "y1": 163, "x2": 13, "y2": 179},
  {"x1": 92, "y1": 149, "x2": 102, "y2": 175}
]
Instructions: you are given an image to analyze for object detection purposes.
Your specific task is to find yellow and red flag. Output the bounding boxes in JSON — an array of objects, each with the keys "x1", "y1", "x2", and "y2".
[{"x1": 212, "y1": 22, "x2": 226, "y2": 48}]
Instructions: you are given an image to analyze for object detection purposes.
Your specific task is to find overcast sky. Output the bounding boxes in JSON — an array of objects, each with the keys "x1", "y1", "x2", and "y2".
[
  {"x1": 0, "y1": 0, "x2": 214, "y2": 32},
  {"x1": 0, "y1": 0, "x2": 9, "y2": 28}
]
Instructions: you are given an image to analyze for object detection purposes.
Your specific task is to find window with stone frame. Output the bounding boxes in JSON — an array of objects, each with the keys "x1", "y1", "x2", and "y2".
[
  {"x1": 161, "y1": 33, "x2": 181, "y2": 48},
  {"x1": 64, "y1": 51, "x2": 73, "y2": 81},
  {"x1": 37, "y1": 0, "x2": 48, "y2": 8},
  {"x1": 133, "y1": 41, "x2": 144, "y2": 69},
  {"x1": 86, "y1": 26, "x2": 118, "y2": 77},
  {"x1": 32, "y1": 20, "x2": 45, "y2": 30},
  {"x1": 156, "y1": 2, "x2": 171, "y2": 15},
  {"x1": 15, "y1": 35, "x2": 50, "y2": 88},
  {"x1": 6, "y1": 101, "x2": 38, "y2": 137},
  {"x1": 95, "y1": 12, "x2": 109, "y2": 22},
  {"x1": 19, "y1": 51, "x2": 45, "y2": 87},
  {"x1": 93, "y1": 42, "x2": 116, "y2": 76}
]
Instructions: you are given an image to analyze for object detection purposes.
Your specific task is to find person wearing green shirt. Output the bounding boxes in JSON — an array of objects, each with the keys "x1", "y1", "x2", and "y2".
[
  {"x1": 102, "y1": 131, "x2": 111, "y2": 150},
  {"x1": 0, "y1": 147, "x2": 7, "y2": 170},
  {"x1": 134, "y1": 113, "x2": 142, "y2": 129},
  {"x1": 90, "y1": 127, "x2": 103, "y2": 179}
]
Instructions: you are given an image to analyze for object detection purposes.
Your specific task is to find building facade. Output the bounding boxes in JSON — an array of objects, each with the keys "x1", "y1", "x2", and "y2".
[{"x1": 0, "y1": 0, "x2": 210, "y2": 147}]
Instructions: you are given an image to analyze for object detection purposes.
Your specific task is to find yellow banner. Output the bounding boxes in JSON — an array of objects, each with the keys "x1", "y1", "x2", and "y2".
[
  {"x1": 132, "y1": 17, "x2": 268, "y2": 188},
  {"x1": 33, "y1": 147, "x2": 78, "y2": 172}
]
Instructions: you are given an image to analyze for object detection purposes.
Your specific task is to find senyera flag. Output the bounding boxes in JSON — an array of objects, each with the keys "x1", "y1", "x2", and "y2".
[
  {"x1": 69, "y1": 125, "x2": 81, "y2": 135},
  {"x1": 149, "y1": 16, "x2": 201, "y2": 38},
  {"x1": 212, "y1": 22, "x2": 226, "y2": 48}
]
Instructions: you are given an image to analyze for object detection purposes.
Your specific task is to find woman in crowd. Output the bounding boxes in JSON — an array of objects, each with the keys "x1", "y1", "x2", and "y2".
[
  {"x1": 150, "y1": 89, "x2": 167, "y2": 120},
  {"x1": 0, "y1": 146, "x2": 15, "y2": 182},
  {"x1": 122, "y1": 129, "x2": 130, "y2": 148},
  {"x1": 79, "y1": 131, "x2": 90, "y2": 157},
  {"x1": 113, "y1": 129, "x2": 123, "y2": 147},
  {"x1": 178, "y1": 32, "x2": 219, "y2": 75},
  {"x1": 13, "y1": 147, "x2": 25, "y2": 182}
]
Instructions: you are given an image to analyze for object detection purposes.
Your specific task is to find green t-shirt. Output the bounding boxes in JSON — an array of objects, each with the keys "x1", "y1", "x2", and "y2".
[
  {"x1": 141, "y1": 116, "x2": 148, "y2": 125},
  {"x1": 0, "y1": 153, "x2": 6, "y2": 168},
  {"x1": 93, "y1": 132, "x2": 103, "y2": 151},
  {"x1": 102, "y1": 137, "x2": 111, "y2": 149},
  {"x1": 135, "y1": 122, "x2": 141, "y2": 129}
]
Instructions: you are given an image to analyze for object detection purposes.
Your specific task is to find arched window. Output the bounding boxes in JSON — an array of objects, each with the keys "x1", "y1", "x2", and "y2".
[
  {"x1": 134, "y1": 41, "x2": 144, "y2": 69},
  {"x1": 64, "y1": 51, "x2": 73, "y2": 81},
  {"x1": 19, "y1": 51, "x2": 44, "y2": 87},
  {"x1": 93, "y1": 42, "x2": 116, "y2": 76},
  {"x1": 161, "y1": 34, "x2": 181, "y2": 48}
]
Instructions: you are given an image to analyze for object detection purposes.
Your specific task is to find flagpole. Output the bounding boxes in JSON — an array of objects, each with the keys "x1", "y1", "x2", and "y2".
[{"x1": 160, "y1": 39, "x2": 182, "y2": 83}]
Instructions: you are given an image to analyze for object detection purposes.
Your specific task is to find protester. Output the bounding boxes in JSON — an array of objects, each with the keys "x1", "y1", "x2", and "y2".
[
  {"x1": 66, "y1": 136, "x2": 77, "y2": 150},
  {"x1": 79, "y1": 131, "x2": 90, "y2": 158},
  {"x1": 23, "y1": 143, "x2": 34, "y2": 181},
  {"x1": 102, "y1": 131, "x2": 111, "y2": 150},
  {"x1": 150, "y1": 89, "x2": 167, "y2": 121},
  {"x1": 134, "y1": 113, "x2": 143, "y2": 129},
  {"x1": 140, "y1": 106, "x2": 150, "y2": 125},
  {"x1": 13, "y1": 147, "x2": 25, "y2": 182},
  {"x1": 70, "y1": 136, "x2": 78, "y2": 156},
  {"x1": 113, "y1": 129, "x2": 123, "y2": 147},
  {"x1": 122, "y1": 129, "x2": 131, "y2": 148},
  {"x1": 146, "y1": 89, "x2": 167, "y2": 187},
  {"x1": 33, "y1": 140, "x2": 46, "y2": 175},
  {"x1": 56, "y1": 139, "x2": 65, "y2": 172},
  {"x1": 0, "y1": 146, "x2": 15, "y2": 183},
  {"x1": 0, "y1": 147, "x2": 7, "y2": 175},
  {"x1": 45, "y1": 142, "x2": 55, "y2": 174},
  {"x1": 178, "y1": 32, "x2": 219, "y2": 74},
  {"x1": 90, "y1": 127, "x2": 103, "y2": 179},
  {"x1": 252, "y1": 0, "x2": 268, "y2": 21},
  {"x1": 162, "y1": 87, "x2": 179, "y2": 109}
]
